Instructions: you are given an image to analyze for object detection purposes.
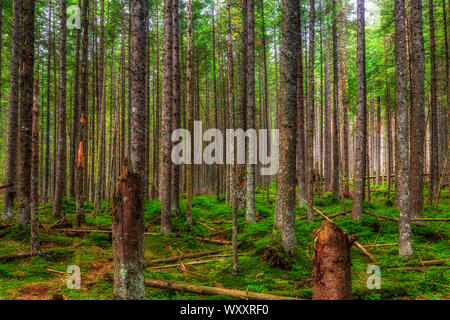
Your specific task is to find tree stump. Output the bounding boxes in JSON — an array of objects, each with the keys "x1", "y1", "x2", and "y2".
[
  {"x1": 112, "y1": 158, "x2": 145, "y2": 300},
  {"x1": 312, "y1": 221, "x2": 356, "y2": 300}
]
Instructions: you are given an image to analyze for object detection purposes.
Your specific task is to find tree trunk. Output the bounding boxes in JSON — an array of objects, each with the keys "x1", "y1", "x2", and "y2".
[
  {"x1": 384, "y1": 41, "x2": 393, "y2": 200},
  {"x1": 18, "y1": 0, "x2": 35, "y2": 227},
  {"x1": 395, "y1": 0, "x2": 413, "y2": 258},
  {"x1": 185, "y1": 0, "x2": 193, "y2": 229},
  {"x1": 161, "y1": 0, "x2": 173, "y2": 234},
  {"x1": 53, "y1": 0, "x2": 68, "y2": 220},
  {"x1": 340, "y1": 0, "x2": 349, "y2": 198},
  {"x1": 31, "y1": 70, "x2": 40, "y2": 251},
  {"x1": 331, "y1": 0, "x2": 340, "y2": 198},
  {"x1": 352, "y1": 0, "x2": 367, "y2": 220},
  {"x1": 2, "y1": 0, "x2": 20, "y2": 220},
  {"x1": 297, "y1": 3, "x2": 306, "y2": 207}
]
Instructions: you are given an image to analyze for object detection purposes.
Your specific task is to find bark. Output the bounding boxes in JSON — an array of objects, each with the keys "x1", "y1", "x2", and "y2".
[
  {"x1": 227, "y1": 0, "x2": 238, "y2": 275},
  {"x1": 376, "y1": 96, "x2": 381, "y2": 185},
  {"x1": 113, "y1": 159, "x2": 145, "y2": 300},
  {"x1": 306, "y1": 0, "x2": 316, "y2": 221},
  {"x1": 340, "y1": 0, "x2": 349, "y2": 198},
  {"x1": 161, "y1": 0, "x2": 173, "y2": 234},
  {"x1": 171, "y1": 0, "x2": 180, "y2": 213},
  {"x1": 384, "y1": 41, "x2": 393, "y2": 200},
  {"x1": 2, "y1": 0, "x2": 20, "y2": 220},
  {"x1": 212, "y1": 0, "x2": 220, "y2": 201},
  {"x1": 31, "y1": 72, "x2": 40, "y2": 251},
  {"x1": 312, "y1": 221, "x2": 355, "y2": 300},
  {"x1": 246, "y1": 0, "x2": 256, "y2": 223},
  {"x1": 428, "y1": 0, "x2": 439, "y2": 205},
  {"x1": 395, "y1": 0, "x2": 413, "y2": 258},
  {"x1": 331, "y1": 0, "x2": 340, "y2": 198},
  {"x1": 277, "y1": 0, "x2": 299, "y2": 255},
  {"x1": 297, "y1": 4, "x2": 306, "y2": 207},
  {"x1": 409, "y1": 0, "x2": 425, "y2": 218},
  {"x1": 70, "y1": 0, "x2": 81, "y2": 198},
  {"x1": 75, "y1": 0, "x2": 90, "y2": 228},
  {"x1": 53, "y1": 0, "x2": 68, "y2": 220},
  {"x1": 352, "y1": 0, "x2": 367, "y2": 220},
  {"x1": 18, "y1": 0, "x2": 35, "y2": 227},
  {"x1": 324, "y1": 34, "x2": 332, "y2": 191},
  {"x1": 186, "y1": 0, "x2": 193, "y2": 229}
]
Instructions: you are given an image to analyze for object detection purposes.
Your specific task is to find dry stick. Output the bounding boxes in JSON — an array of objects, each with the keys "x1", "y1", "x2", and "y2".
[
  {"x1": 298, "y1": 195, "x2": 376, "y2": 262},
  {"x1": 411, "y1": 217, "x2": 450, "y2": 222},
  {"x1": 194, "y1": 236, "x2": 231, "y2": 245},
  {"x1": 296, "y1": 210, "x2": 351, "y2": 220},
  {"x1": 147, "y1": 249, "x2": 223, "y2": 265},
  {"x1": 388, "y1": 266, "x2": 449, "y2": 271},
  {"x1": 148, "y1": 259, "x2": 224, "y2": 270},
  {"x1": 49, "y1": 228, "x2": 158, "y2": 236},
  {"x1": 145, "y1": 279, "x2": 302, "y2": 300},
  {"x1": 363, "y1": 243, "x2": 398, "y2": 247},
  {"x1": 197, "y1": 221, "x2": 218, "y2": 232},
  {"x1": 434, "y1": 146, "x2": 449, "y2": 208},
  {"x1": 0, "y1": 183, "x2": 13, "y2": 189},
  {"x1": 0, "y1": 250, "x2": 53, "y2": 262},
  {"x1": 46, "y1": 268, "x2": 68, "y2": 275},
  {"x1": 363, "y1": 211, "x2": 426, "y2": 227}
]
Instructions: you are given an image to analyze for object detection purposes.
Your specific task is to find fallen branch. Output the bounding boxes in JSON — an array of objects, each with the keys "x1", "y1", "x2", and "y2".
[
  {"x1": 147, "y1": 249, "x2": 223, "y2": 265},
  {"x1": 388, "y1": 266, "x2": 449, "y2": 271},
  {"x1": 0, "y1": 250, "x2": 52, "y2": 262},
  {"x1": 46, "y1": 268, "x2": 68, "y2": 275},
  {"x1": 297, "y1": 210, "x2": 351, "y2": 220},
  {"x1": 148, "y1": 259, "x2": 224, "y2": 270},
  {"x1": 145, "y1": 279, "x2": 302, "y2": 300},
  {"x1": 197, "y1": 221, "x2": 218, "y2": 232},
  {"x1": 363, "y1": 211, "x2": 426, "y2": 227},
  {"x1": 0, "y1": 183, "x2": 13, "y2": 190},
  {"x1": 49, "y1": 228, "x2": 157, "y2": 236},
  {"x1": 298, "y1": 195, "x2": 376, "y2": 262},
  {"x1": 411, "y1": 217, "x2": 450, "y2": 222},
  {"x1": 194, "y1": 236, "x2": 231, "y2": 245},
  {"x1": 364, "y1": 243, "x2": 398, "y2": 248},
  {"x1": 417, "y1": 259, "x2": 450, "y2": 266}
]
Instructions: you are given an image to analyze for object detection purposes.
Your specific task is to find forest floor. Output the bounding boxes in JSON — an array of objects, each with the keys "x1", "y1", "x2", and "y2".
[{"x1": 0, "y1": 185, "x2": 449, "y2": 300}]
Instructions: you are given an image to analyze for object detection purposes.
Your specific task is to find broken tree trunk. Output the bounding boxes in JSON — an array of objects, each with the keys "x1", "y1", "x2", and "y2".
[
  {"x1": 112, "y1": 158, "x2": 145, "y2": 300},
  {"x1": 145, "y1": 279, "x2": 302, "y2": 300},
  {"x1": 312, "y1": 221, "x2": 356, "y2": 300}
]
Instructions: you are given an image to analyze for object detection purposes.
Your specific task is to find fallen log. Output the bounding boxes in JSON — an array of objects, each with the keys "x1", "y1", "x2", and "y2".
[
  {"x1": 194, "y1": 236, "x2": 231, "y2": 245},
  {"x1": 145, "y1": 279, "x2": 302, "y2": 300},
  {"x1": 147, "y1": 249, "x2": 223, "y2": 265},
  {"x1": 0, "y1": 250, "x2": 52, "y2": 262},
  {"x1": 417, "y1": 259, "x2": 450, "y2": 266},
  {"x1": 388, "y1": 266, "x2": 449, "y2": 271},
  {"x1": 364, "y1": 243, "x2": 398, "y2": 248},
  {"x1": 148, "y1": 259, "x2": 224, "y2": 270},
  {"x1": 363, "y1": 211, "x2": 426, "y2": 227},
  {"x1": 298, "y1": 195, "x2": 376, "y2": 262},
  {"x1": 49, "y1": 228, "x2": 157, "y2": 236}
]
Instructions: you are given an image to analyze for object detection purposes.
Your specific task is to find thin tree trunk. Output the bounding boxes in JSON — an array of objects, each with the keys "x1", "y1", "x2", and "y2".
[
  {"x1": 186, "y1": 0, "x2": 193, "y2": 229},
  {"x1": 31, "y1": 66, "x2": 40, "y2": 251},
  {"x1": 352, "y1": 0, "x2": 367, "y2": 220},
  {"x1": 331, "y1": 0, "x2": 340, "y2": 198},
  {"x1": 340, "y1": 0, "x2": 349, "y2": 198}
]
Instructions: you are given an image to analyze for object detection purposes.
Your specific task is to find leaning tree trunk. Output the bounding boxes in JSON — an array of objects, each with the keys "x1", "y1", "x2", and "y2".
[
  {"x1": 312, "y1": 221, "x2": 355, "y2": 300},
  {"x1": 2, "y1": 0, "x2": 20, "y2": 220},
  {"x1": 352, "y1": 0, "x2": 367, "y2": 220},
  {"x1": 18, "y1": 0, "x2": 35, "y2": 228}
]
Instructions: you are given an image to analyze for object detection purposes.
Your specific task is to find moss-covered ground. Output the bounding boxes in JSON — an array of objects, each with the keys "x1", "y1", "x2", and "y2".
[{"x1": 0, "y1": 184, "x2": 449, "y2": 300}]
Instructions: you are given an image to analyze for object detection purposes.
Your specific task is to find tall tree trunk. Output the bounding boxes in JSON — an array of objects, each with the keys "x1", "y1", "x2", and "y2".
[
  {"x1": 2, "y1": 0, "x2": 21, "y2": 220},
  {"x1": 31, "y1": 72, "x2": 40, "y2": 251},
  {"x1": 306, "y1": 0, "x2": 316, "y2": 221},
  {"x1": 277, "y1": 0, "x2": 299, "y2": 255},
  {"x1": 395, "y1": 0, "x2": 413, "y2": 258},
  {"x1": 409, "y1": 0, "x2": 425, "y2": 218},
  {"x1": 297, "y1": 3, "x2": 306, "y2": 207},
  {"x1": 352, "y1": 0, "x2": 367, "y2": 220},
  {"x1": 18, "y1": 0, "x2": 35, "y2": 227},
  {"x1": 384, "y1": 41, "x2": 393, "y2": 200},
  {"x1": 113, "y1": 0, "x2": 148, "y2": 300},
  {"x1": 161, "y1": 0, "x2": 173, "y2": 234},
  {"x1": 428, "y1": 0, "x2": 439, "y2": 205},
  {"x1": 340, "y1": 0, "x2": 349, "y2": 198},
  {"x1": 53, "y1": 0, "x2": 68, "y2": 220},
  {"x1": 186, "y1": 0, "x2": 193, "y2": 229},
  {"x1": 331, "y1": 0, "x2": 340, "y2": 198},
  {"x1": 75, "y1": 0, "x2": 90, "y2": 228},
  {"x1": 171, "y1": 0, "x2": 180, "y2": 213},
  {"x1": 245, "y1": 0, "x2": 256, "y2": 223}
]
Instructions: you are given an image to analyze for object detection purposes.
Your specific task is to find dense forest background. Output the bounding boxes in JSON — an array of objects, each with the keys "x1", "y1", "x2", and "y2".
[{"x1": 0, "y1": 0, "x2": 449, "y2": 300}]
